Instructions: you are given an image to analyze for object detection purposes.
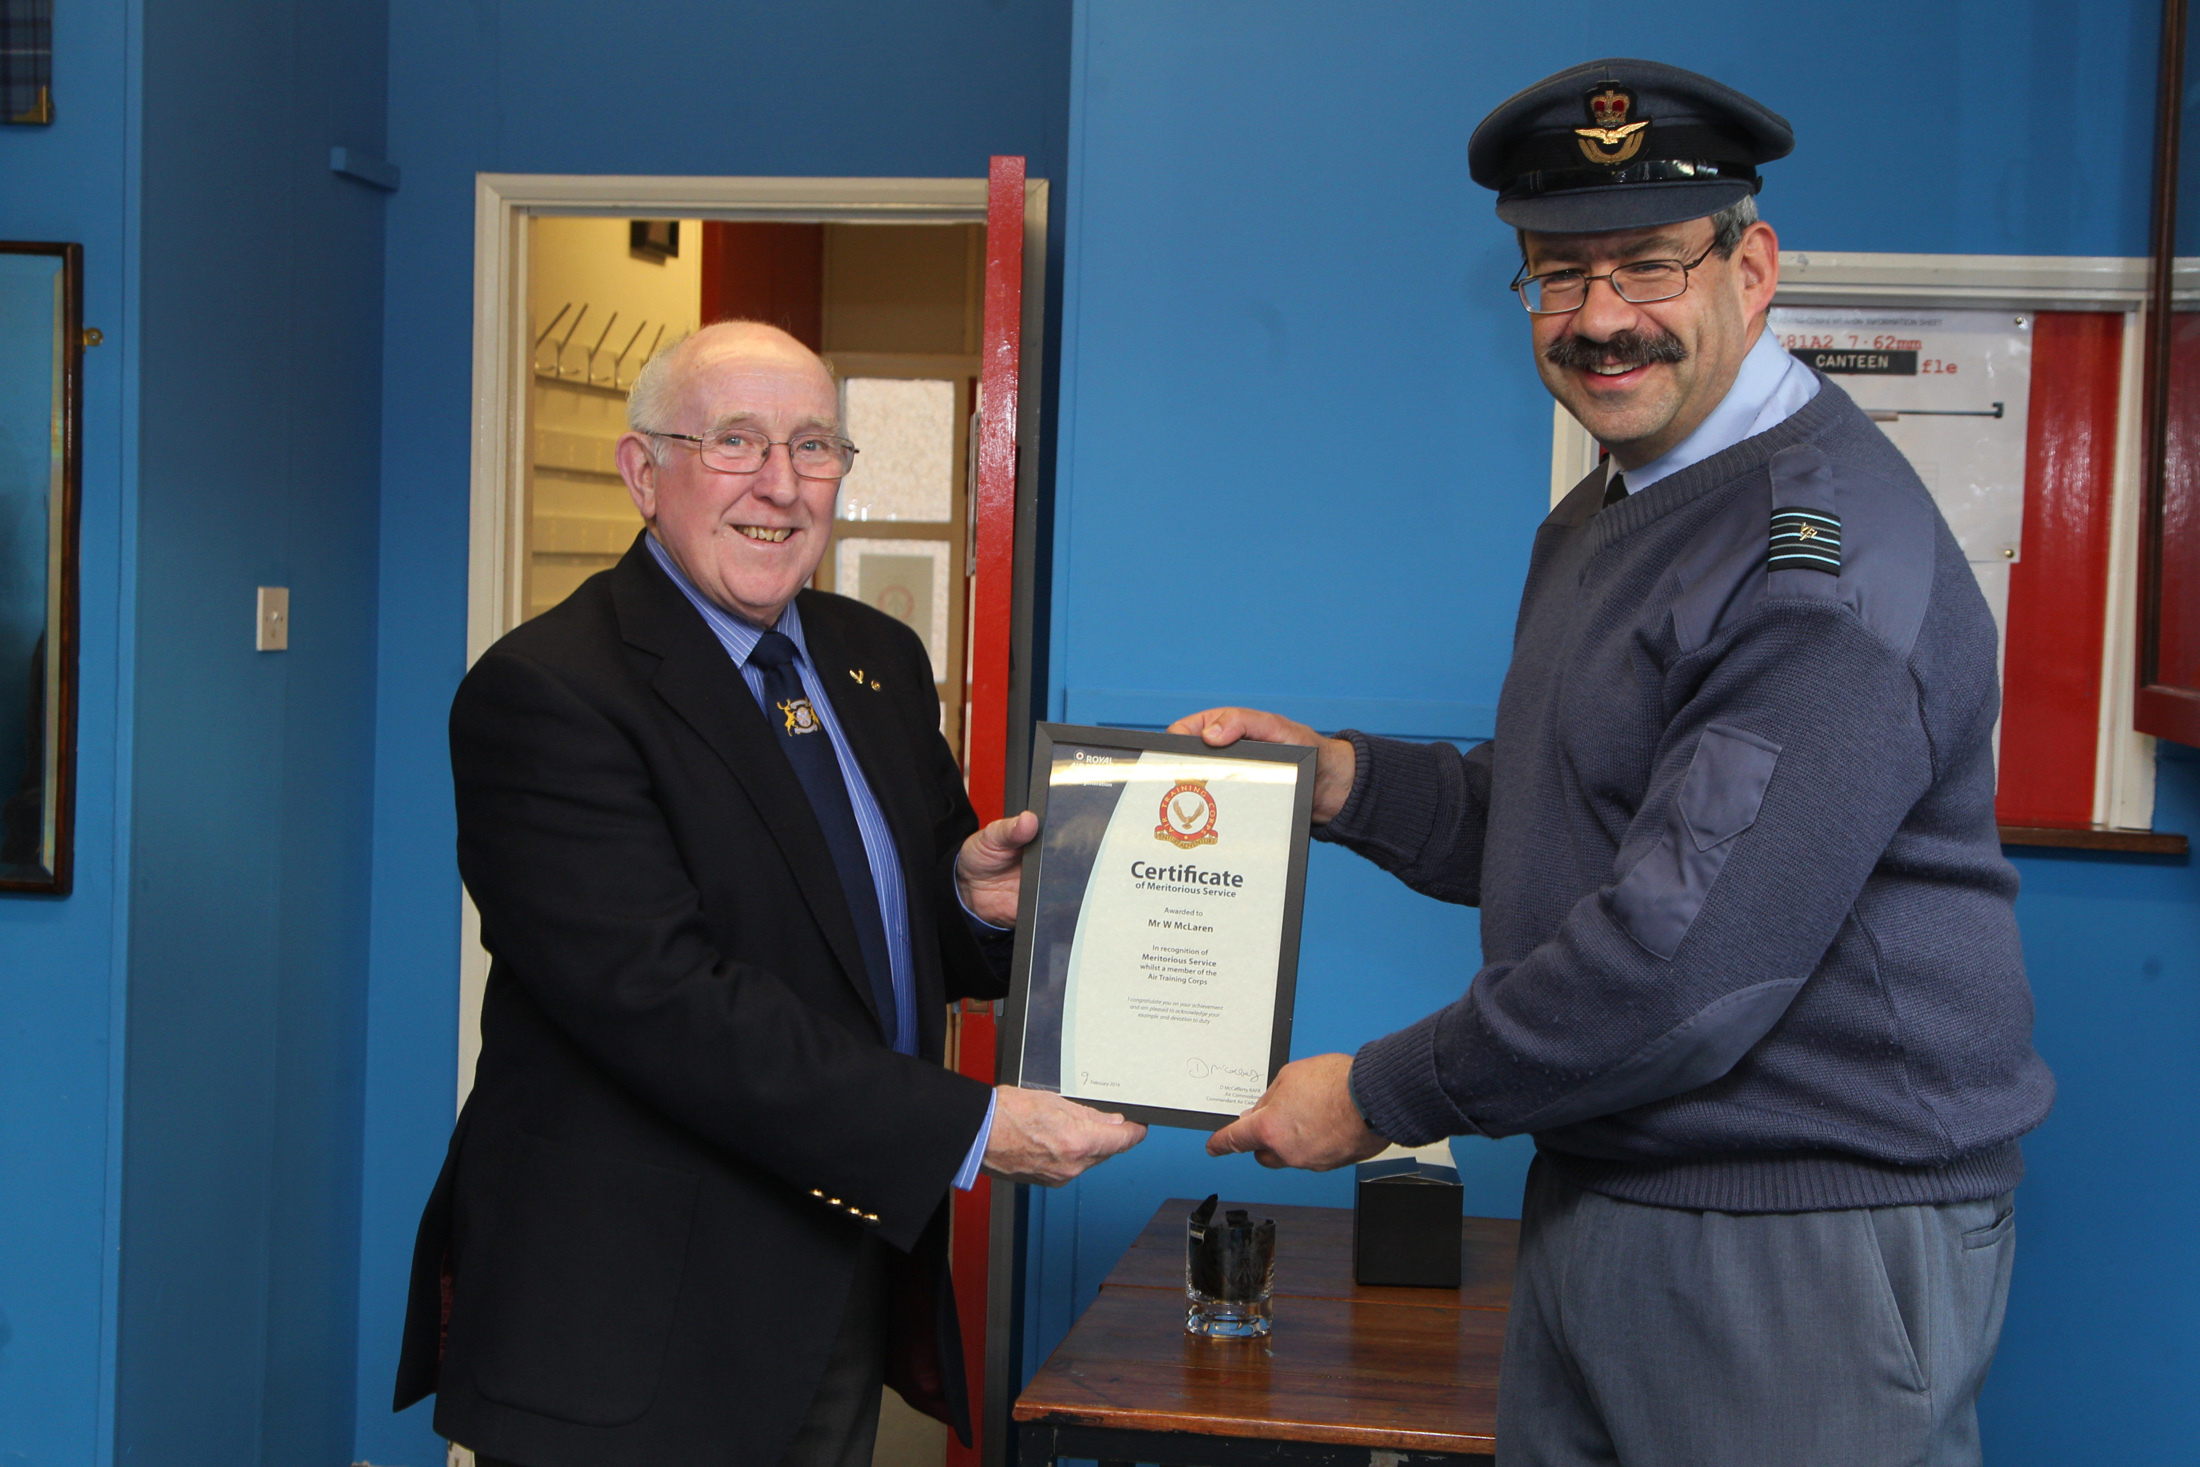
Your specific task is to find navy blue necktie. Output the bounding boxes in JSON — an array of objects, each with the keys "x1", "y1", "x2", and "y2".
[
  {"x1": 1602, "y1": 471, "x2": 1628, "y2": 508},
  {"x1": 747, "y1": 632, "x2": 898, "y2": 1043}
]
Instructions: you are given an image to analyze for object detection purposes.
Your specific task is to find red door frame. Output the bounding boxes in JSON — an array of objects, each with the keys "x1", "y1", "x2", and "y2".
[{"x1": 948, "y1": 154, "x2": 1027, "y2": 1467}]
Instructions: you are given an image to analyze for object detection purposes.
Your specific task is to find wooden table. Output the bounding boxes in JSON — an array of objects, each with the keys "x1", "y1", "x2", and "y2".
[{"x1": 1012, "y1": 1198, "x2": 1518, "y2": 1467}]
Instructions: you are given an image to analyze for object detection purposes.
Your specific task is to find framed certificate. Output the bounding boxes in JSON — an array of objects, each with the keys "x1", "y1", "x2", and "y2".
[{"x1": 999, "y1": 723, "x2": 1316, "y2": 1130}]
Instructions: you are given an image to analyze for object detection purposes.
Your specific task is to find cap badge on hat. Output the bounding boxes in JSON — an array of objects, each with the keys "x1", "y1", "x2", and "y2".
[{"x1": 1575, "y1": 86, "x2": 1649, "y2": 165}]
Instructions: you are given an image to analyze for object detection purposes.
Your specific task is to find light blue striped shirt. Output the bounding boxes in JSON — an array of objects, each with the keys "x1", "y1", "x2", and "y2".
[{"x1": 645, "y1": 534, "x2": 993, "y2": 1190}]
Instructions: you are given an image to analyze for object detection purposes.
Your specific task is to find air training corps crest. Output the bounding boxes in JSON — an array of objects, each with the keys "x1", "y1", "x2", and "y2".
[
  {"x1": 1154, "y1": 779, "x2": 1219, "y2": 850},
  {"x1": 1577, "y1": 85, "x2": 1650, "y2": 165}
]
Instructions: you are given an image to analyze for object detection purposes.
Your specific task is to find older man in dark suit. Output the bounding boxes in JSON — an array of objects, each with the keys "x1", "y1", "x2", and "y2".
[{"x1": 395, "y1": 322, "x2": 1143, "y2": 1467}]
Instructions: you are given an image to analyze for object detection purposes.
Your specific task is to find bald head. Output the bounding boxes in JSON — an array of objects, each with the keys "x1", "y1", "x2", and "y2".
[{"x1": 627, "y1": 321, "x2": 837, "y2": 442}]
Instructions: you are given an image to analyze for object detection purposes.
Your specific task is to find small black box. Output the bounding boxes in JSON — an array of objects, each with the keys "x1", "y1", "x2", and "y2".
[{"x1": 1352, "y1": 1154, "x2": 1463, "y2": 1288}]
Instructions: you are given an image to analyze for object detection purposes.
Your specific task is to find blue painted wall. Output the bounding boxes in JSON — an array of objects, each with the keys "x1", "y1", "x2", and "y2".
[
  {"x1": 0, "y1": 0, "x2": 138, "y2": 1462},
  {"x1": 356, "y1": 4, "x2": 1073, "y2": 1462},
  {"x1": 1044, "y1": 3, "x2": 2194, "y2": 1462},
  {"x1": 113, "y1": 0, "x2": 390, "y2": 1463},
  {"x1": 0, "y1": 0, "x2": 391, "y2": 1460},
  {"x1": 1995, "y1": 745, "x2": 2200, "y2": 1457}
]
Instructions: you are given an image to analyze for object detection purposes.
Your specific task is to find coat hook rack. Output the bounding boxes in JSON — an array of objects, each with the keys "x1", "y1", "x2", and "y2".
[{"x1": 534, "y1": 302, "x2": 669, "y2": 390}]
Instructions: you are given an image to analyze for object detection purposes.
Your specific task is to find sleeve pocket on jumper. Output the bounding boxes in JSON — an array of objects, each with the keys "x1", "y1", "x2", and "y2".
[{"x1": 1608, "y1": 724, "x2": 1783, "y2": 960}]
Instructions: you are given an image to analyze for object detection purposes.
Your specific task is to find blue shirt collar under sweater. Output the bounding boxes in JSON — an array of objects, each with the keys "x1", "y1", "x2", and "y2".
[{"x1": 1605, "y1": 324, "x2": 1820, "y2": 498}]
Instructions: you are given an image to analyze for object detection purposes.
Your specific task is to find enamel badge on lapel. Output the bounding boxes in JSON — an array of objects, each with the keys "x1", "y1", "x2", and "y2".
[
  {"x1": 778, "y1": 696, "x2": 822, "y2": 734},
  {"x1": 1577, "y1": 85, "x2": 1650, "y2": 165}
]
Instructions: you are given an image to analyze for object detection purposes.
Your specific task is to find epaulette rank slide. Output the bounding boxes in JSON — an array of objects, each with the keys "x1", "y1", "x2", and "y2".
[{"x1": 1768, "y1": 510, "x2": 1841, "y2": 575}]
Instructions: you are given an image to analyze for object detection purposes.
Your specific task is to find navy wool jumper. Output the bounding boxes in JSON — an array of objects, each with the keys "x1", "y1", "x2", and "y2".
[{"x1": 1333, "y1": 375, "x2": 2054, "y2": 1213}]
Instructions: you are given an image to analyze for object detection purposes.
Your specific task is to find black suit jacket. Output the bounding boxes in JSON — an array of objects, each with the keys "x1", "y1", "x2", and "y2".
[{"x1": 395, "y1": 537, "x2": 1007, "y2": 1467}]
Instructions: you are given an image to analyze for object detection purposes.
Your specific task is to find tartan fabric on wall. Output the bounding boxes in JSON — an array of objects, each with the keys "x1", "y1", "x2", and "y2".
[{"x1": 0, "y1": 0, "x2": 52, "y2": 124}]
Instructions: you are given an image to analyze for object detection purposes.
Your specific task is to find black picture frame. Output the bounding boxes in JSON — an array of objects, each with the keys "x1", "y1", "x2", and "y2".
[
  {"x1": 629, "y1": 219, "x2": 680, "y2": 261},
  {"x1": 0, "y1": 241, "x2": 81, "y2": 896},
  {"x1": 997, "y1": 723, "x2": 1315, "y2": 1131}
]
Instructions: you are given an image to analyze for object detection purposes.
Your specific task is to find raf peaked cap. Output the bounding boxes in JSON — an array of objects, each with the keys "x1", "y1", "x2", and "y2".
[{"x1": 1470, "y1": 58, "x2": 1793, "y2": 234}]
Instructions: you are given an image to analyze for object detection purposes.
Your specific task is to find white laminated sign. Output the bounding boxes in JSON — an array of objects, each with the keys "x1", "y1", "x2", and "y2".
[{"x1": 1768, "y1": 306, "x2": 2035, "y2": 662}]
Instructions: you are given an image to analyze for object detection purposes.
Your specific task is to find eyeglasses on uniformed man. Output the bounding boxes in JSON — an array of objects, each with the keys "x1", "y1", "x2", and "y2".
[{"x1": 1509, "y1": 240, "x2": 1722, "y2": 315}]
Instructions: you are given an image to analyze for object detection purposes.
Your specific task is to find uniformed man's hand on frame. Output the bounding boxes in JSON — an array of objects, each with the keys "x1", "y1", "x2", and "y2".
[
  {"x1": 1166, "y1": 707, "x2": 1357, "y2": 825},
  {"x1": 1206, "y1": 1053, "x2": 1388, "y2": 1171}
]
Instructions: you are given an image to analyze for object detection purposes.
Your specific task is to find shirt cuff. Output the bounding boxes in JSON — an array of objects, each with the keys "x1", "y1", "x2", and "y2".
[
  {"x1": 956, "y1": 875, "x2": 1012, "y2": 934},
  {"x1": 954, "y1": 1092, "x2": 997, "y2": 1191}
]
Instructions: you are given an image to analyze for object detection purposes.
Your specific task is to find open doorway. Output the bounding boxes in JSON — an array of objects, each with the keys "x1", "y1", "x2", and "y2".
[
  {"x1": 463, "y1": 172, "x2": 1045, "y2": 1467},
  {"x1": 521, "y1": 218, "x2": 987, "y2": 756}
]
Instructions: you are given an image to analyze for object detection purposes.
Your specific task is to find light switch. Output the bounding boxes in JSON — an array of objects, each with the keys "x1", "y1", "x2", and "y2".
[{"x1": 257, "y1": 586, "x2": 290, "y2": 651}]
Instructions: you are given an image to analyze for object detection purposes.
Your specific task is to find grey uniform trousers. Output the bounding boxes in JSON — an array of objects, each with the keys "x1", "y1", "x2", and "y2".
[{"x1": 1497, "y1": 1155, "x2": 2017, "y2": 1467}]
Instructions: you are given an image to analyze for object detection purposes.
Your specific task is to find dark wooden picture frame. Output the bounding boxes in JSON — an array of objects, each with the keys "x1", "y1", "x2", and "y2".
[
  {"x1": 997, "y1": 723, "x2": 1315, "y2": 1131},
  {"x1": 2139, "y1": 0, "x2": 2200, "y2": 748},
  {"x1": 628, "y1": 219, "x2": 679, "y2": 261},
  {"x1": 0, "y1": 241, "x2": 82, "y2": 895}
]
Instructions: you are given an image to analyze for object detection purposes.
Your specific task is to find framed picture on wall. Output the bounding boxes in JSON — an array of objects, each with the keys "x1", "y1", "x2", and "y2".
[
  {"x1": 0, "y1": 0, "x2": 54, "y2": 125},
  {"x1": 834, "y1": 536, "x2": 951, "y2": 683},
  {"x1": 0, "y1": 241, "x2": 81, "y2": 895}
]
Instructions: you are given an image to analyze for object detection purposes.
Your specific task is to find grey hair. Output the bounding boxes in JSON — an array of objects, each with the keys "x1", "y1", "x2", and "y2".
[
  {"x1": 1705, "y1": 194, "x2": 1758, "y2": 255},
  {"x1": 1514, "y1": 193, "x2": 1761, "y2": 261},
  {"x1": 625, "y1": 329, "x2": 693, "y2": 461}
]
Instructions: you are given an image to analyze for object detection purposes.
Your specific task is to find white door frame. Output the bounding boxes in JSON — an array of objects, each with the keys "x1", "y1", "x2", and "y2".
[{"x1": 460, "y1": 172, "x2": 1047, "y2": 1104}]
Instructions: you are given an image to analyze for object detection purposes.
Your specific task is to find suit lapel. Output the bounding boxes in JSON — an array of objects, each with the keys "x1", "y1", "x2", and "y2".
[{"x1": 610, "y1": 548, "x2": 885, "y2": 1034}]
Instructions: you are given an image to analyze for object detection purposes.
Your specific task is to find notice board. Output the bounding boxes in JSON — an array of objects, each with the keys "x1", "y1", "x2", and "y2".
[{"x1": 1768, "y1": 306, "x2": 2035, "y2": 666}]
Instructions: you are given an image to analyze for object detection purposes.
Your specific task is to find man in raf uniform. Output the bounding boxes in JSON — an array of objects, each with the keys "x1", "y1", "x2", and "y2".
[{"x1": 1177, "y1": 59, "x2": 2052, "y2": 1467}]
